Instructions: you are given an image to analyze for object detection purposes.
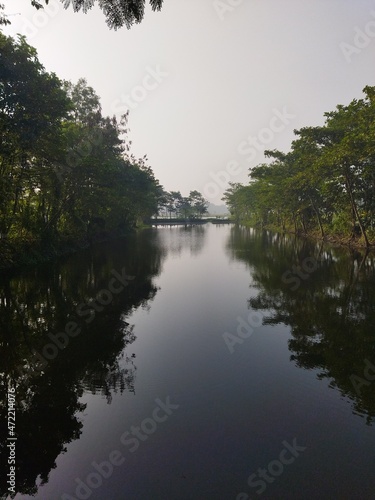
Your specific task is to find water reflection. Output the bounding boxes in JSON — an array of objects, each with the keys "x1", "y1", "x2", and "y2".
[
  {"x1": 153, "y1": 225, "x2": 207, "y2": 257},
  {"x1": 0, "y1": 230, "x2": 165, "y2": 496},
  {"x1": 3, "y1": 223, "x2": 375, "y2": 498},
  {"x1": 226, "y1": 226, "x2": 375, "y2": 425}
]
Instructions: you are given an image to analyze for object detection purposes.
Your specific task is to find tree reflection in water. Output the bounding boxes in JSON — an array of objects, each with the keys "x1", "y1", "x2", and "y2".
[
  {"x1": 0, "y1": 230, "x2": 164, "y2": 496},
  {"x1": 226, "y1": 226, "x2": 375, "y2": 425}
]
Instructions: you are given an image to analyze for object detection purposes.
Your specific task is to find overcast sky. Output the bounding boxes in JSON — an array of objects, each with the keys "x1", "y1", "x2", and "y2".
[{"x1": 2, "y1": 0, "x2": 375, "y2": 203}]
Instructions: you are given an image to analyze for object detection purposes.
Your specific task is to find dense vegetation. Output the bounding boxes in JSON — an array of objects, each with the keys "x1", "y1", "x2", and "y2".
[
  {"x1": 223, "y1": 86, "x2": 375, "y2": 248},
  {"x1": 0, "y1": 31, "x2": 210, "y2": 268},
  {"x1": 0, "y1": 32, "x2": 163, "y2": 240}
]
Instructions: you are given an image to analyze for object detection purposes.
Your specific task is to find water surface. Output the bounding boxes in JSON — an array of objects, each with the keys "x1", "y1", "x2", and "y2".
[{"x1": 1, "y1": 224, "x2": 375, "y2": 499}]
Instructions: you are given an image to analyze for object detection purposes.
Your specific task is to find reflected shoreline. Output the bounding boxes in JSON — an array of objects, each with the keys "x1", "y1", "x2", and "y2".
[{"x1": 227, "y1": 226, "x2": 375, "y2": 425}]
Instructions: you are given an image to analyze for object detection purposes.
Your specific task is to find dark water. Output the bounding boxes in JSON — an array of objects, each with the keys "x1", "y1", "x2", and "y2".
[{"x1": 1, "y1": 224, "x2": 375, "y2": 499}]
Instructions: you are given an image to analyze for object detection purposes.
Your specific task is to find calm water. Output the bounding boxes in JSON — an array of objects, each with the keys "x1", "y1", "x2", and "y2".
[{"x1": 1, "y1": 224, "x2": 375, "y2": 499}]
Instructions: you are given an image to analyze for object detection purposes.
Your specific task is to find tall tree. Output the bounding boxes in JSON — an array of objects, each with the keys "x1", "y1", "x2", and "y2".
[{"x1": 0, "y1": 32, "x2": 71, "y2": 239}]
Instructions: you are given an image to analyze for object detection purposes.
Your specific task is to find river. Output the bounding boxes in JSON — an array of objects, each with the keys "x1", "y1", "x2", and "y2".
[{"x1": 1, "y1": 224, "x2": 375, "y2": 499}]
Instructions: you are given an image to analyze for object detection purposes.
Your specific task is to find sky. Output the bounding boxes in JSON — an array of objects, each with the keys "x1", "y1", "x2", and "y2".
[{"x1": 2, "y1": 0, "x2": 375, "y2": 204}]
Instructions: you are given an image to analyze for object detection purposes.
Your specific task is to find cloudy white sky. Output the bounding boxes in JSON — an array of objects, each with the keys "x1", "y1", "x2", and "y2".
[{"x1": 2, "y1": 0, "x2": 375, "y2": 203}]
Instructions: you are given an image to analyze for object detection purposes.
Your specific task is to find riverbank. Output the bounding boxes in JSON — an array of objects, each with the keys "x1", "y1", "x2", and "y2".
[
  {"x1": 238, "y1": 222, "x2": 375, "y2": 250},
  {"x1": 2, "y1": 221, "x2": 372, "y2": 273}
]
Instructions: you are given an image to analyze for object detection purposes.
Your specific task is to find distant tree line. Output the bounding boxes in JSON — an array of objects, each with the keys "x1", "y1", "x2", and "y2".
[
  {"x1": 223, "y1": 86, "x2": 375, "y2": 247},
  {"x1": 157, "y1": 190, "x2": 209, "y2": 219}
]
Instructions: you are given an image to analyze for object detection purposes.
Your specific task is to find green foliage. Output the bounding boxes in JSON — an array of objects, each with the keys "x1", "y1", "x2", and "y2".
[
  {"x1": 157, "y1": 190, "x2": 208, "y2": 219},
  {"x1": 223, "y1": 87, "x2": 375, "y2": 247},
  {"x1": 189, "y1": 190, "x2": 209, "y2": 217},
  {"x1": 35, "y1": 0, "x2": 164, "y2": 29},
  {"x1": 0, "y1": 33, "x2": 163, "y2": 250},
  {"x1": 330, "y1": 210, "x2": 353, "y2": 236}
]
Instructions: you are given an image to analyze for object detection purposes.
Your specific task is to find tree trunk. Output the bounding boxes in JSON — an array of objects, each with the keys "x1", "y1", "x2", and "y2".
[
  {"x1": 309, "y1": 196, "x2": 325, "y2": 239},
  {"x1": 345, "y1": 172, "x2": 369, "y2": 248},
  {"x1": 292, "y1": 213, "x2": 297, "y2": 234}
]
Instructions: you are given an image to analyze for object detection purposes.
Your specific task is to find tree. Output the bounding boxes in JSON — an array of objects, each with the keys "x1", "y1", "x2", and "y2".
[
  {"x1": 0, "y1": 32, "x2": 71, "y2": 239},
  {"x1": 177, "y1": 196, "x2": 192, "y2": 220},
  {"x1": 32, "y1": 0, "x2": 164, "y2": 29},
  {"x1": 189, "y1": 190, "x2": 208, "y2": 218},
  {"x1": 168, "y1": 191, "x2": 182, "y2": 218},
  {"x1": 0, "y1": 32, "x2": 164, "y2": 252},
  {"x1": 222, "y1": 182, "x2": 255, "y2": 224},
  {"x1": 223, "y1": 86, "x2": 375, "y2": 246}
]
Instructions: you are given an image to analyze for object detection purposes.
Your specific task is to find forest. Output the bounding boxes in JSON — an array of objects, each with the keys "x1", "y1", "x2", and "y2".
[
  {"x1": 223, "y1": 86, "x2": 375, "y2": 248},
  {"x1": 0, "y1": 32, "x2": 207, "y2": 268}
]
